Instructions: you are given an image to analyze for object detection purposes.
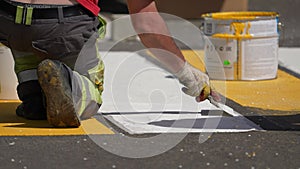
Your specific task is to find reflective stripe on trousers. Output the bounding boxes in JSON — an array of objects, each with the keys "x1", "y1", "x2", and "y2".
[
  {"x1": 11, "y1": 50, "x2": 42, "y2": 83},
  {"x1": 70, "y1": 32, "x2": 105, "y2": 119}
]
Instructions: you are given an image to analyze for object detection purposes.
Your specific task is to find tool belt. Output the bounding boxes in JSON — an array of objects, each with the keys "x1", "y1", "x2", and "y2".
[{"x1": 0, "y1": 0, "x2": 93, "y2": 20}]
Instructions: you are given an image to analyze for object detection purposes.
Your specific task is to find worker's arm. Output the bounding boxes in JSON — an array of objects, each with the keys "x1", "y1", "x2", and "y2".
[
  {"x1": 126, "y1": 0, "x2": 184, "y2": 73},
  {"x1": 126, "y1": 0, "x2": 217, "y2": 102}
]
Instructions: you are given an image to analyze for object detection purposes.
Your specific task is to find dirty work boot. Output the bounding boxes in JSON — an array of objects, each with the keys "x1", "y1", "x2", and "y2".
[
  {"x1": 16, "y1": 81, "x2": 47, "y2": 120},
  {"x1": 37, "y1": 59, "x2": 80, "y2": 127}
]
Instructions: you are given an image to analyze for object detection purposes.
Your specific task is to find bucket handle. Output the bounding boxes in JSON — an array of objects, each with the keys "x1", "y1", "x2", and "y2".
[{"x1": 278, "y1": 21, "x2": 285, "y2": 46}]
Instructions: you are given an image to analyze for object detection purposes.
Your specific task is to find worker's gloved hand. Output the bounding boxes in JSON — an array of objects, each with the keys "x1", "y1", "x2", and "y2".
[{"x1": 174, "y1": 62, "x2": 211, "y2": 102}]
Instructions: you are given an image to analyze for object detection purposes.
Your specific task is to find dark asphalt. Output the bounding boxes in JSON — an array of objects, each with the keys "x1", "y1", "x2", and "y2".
[
  {"x1": 1, "y1": 95, "x2": 300, "y2": 169},
  {"x1": 1, "y1": 131, "x2": 299, "y2": 169}
]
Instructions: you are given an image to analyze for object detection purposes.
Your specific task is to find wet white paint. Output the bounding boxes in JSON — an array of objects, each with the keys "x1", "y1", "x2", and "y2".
[{"x1": 98, "y1": 52, "x2": 262, "y2": 134}]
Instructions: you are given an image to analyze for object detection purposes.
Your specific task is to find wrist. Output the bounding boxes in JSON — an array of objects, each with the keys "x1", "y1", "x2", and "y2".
[
  {"x1": 172, "y1": 60, "x2": 186, "y2": 74},
  {"x1": 174, "y1": 61, "x2": 190, "y2": 79}
]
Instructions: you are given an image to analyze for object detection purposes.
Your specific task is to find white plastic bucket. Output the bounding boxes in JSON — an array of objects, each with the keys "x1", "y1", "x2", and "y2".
[
  {"x1": 202, "y1": 12, "x2": 280, "y2": 80},
  {"x1": 0, "y1": 44, "x2": 19, "y2": 100}
]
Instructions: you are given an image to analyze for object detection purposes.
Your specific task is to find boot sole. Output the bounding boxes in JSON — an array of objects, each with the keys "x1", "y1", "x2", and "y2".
[{"x1": 37, "y1": 60, "x2": 80, "y2": 127}]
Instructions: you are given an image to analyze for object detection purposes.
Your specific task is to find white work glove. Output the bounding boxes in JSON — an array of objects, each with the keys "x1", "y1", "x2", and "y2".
[{"x1": 175, "y1": 62, "x2": 211, "y2": 101}]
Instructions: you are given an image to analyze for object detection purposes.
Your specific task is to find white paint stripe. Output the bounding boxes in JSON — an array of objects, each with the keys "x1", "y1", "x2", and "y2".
[
  {"x1": 103, "y1": 110, "x2": 263, "y2": 134},
  {"x1": 104, "y1": 114, "x2": 262, "y2": 134},
  {"x1": 99, "y1": 51, "x2": 262, "y2": 134}
]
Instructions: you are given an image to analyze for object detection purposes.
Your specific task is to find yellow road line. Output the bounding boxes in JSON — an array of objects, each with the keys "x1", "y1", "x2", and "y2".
[
  {"x1": 0, "y1": 101, "x2": 114, "y2": 136},
  {"x1": 183, "y1": 50, "x2": 300, "y2": 112}
]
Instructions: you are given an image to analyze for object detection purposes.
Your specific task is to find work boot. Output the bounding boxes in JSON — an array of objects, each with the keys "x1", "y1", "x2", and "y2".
[
  {"x1": 37, "y1": 59, "x2": 80, "y2": 127},
  {"x1": 16, "y1": 81, "x2": 47, "y2": 120}
]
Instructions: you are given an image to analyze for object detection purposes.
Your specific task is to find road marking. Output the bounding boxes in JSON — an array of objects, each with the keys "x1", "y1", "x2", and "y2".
[
  {"x1": 99, "y1": 51, "x2": 261, "y2": 134},
  {"x1": 103, "y1": 111, "x2": 262, "y2": 134},
  {"x1": 183, "y1": 50, "x2": 300, "y2": 112},
  {"x1": 0, "y1": 101, "x2": 114, "y2": 136}
]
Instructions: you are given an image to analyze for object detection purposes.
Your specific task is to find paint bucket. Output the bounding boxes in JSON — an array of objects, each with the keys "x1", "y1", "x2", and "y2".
[
  {"x1": 202, "y1": 12, "x2": 280, "y2": 80},
  {"x1": 0, "y1": 44, "x2": 19, "y2": 100}
]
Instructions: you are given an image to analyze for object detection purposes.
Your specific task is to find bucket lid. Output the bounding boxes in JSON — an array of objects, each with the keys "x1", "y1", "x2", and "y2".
[{"x1": 202, "y1": 11, "x2": 279, "y2": 20}]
